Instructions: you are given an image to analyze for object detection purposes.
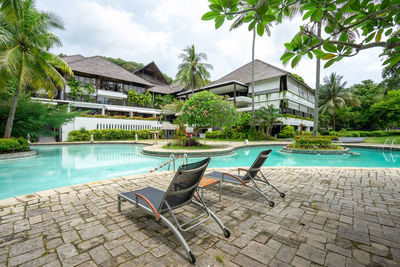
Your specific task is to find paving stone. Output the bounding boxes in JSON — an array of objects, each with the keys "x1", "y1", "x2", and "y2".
[
  {"x1": 352, "y1": 249, "x2": 371, "y2": 265},
  {"x1": 325, "y1": 252, "x2": 347, "y2": 266},
  {"x1": 56, "y1": 243, "x2": 78, "y2": 262},
  {"x1": 296, "y1": 243, "x2": 326, "y2": 265},
  {"x1": 46, "y1": 238, "x2": 64, "y2": 250},
  {"x1": 241, "y1": 241, "x2": 277, "y2": 264},
  {"x1": 291, "y1": 255, "x2": 311, "y2": 267},
  {"x1": 275, "y1": 244, "x2": 297, "y2": 263},
  {"x1": 338, "y1": 226, "x2": 370, "y2": 245},
  {"x1": 9, "y1": 237, "x2": 43, "y2": 257},
  {"x1": 62, "y1": 230, "x2": 80, "y2": 243},
  {"x1": 0, "y1": 167, "x2": 399, "y2": 266},
  {"x1": 88, "y1": 245, "x2": 111, "y2": 264},
  {"x1": 78, "y1": 224, "x2": 107, "y2": 240},
  {"x1": 61, "y1": 252, "x2": 90, "y2": 266},
  {"x1": 326, "y1": 244, "x2": 352, "y2": 257},
  {"x1": 104, "y1": 229, "x2": 125, "y2": 241},
  {"x1": 8, "y1": 249, "x2": 45, "y2": 266},
  {"x1": 232, "y1": 253, "x2": 266, "y2": 267},
  {"x1": 19, "y1": 253, "x2": 58, "y2": 267},
  {"x1": 124, "y1": 240, "x2": 148, "y2": 257},
  {"x1": 77, "y1": 236, "x2": 104, "y2": 251}
]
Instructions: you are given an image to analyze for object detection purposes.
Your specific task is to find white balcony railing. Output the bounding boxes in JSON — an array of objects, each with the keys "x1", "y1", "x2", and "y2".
[{"x1": 97, "y1": 89, "x2": 127, "y2": 99}]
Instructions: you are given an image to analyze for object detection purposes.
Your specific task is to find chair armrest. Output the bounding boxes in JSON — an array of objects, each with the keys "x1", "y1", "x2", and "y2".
[
  {"x1": 135, "y1": 193, "x2": 161, "y2": 220},
  {"x1": 222, "y1": 172, "x2": 247, "y2": 187},
  {"x1": 238, "y1": 168, "x2": 248, "y2": 175}
]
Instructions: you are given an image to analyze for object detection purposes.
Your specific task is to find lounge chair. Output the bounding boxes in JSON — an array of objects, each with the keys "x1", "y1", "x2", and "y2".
[
  {"x1": 203, "y1": 149, "x2": 285, "y2": 207},
  {"x1": 117, "y1": 158, "x2": 230, "y2": 264}
]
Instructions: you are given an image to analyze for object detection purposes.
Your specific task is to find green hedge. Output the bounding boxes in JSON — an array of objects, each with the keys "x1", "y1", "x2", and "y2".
[
  {"x1": 0, "y1": 138, "x2": 29, "y2": 153},
  {"x1": 278, "y1": 126, "x2": 295, "y2": 138},
  {"x1": 289, "y1": 136, "x2": 336, "y2": 150},
  {"x1": 67, "y1": 129, "x2": 157, "y2": 142},
  {"x1": 204, "y1": 128, "x2": 264, "y2": 140},
  {"x1": 326, "y1": 130, "x2": 400, "y2": 137}
]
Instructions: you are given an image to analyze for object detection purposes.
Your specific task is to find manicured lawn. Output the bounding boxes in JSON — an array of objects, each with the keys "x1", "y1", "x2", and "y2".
[
  {"x1": 363, "y1": 136, "x2": 400, "y2": 144},
  {"x1": 162, "y1": 144, "x2": 214, "y2": 150}
]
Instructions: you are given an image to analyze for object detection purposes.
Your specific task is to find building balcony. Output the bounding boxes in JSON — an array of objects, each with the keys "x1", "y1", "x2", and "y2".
[
  {"x1": 97, "y1": 89, "x2": 127, "y2": 99},
  {"x1": 229, "y1": 96, "x2": 252, "y2": 107},
  {"x1": 264, "y1": 91, "x2": 314, "y2": 109}
]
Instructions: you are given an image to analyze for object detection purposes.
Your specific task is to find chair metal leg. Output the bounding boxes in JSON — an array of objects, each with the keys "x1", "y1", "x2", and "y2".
[
  {"x1": 249, "y1": 179, "x2": 275, "y2": 207},
  {"x1": 191, "y1": 199, "x2": 230, "y2": 237},
  {"x1": 218, "y1": 180, "x2": 221, "y2": 201},
  {"x1": 118, "y1": 195, "x2": 121, "y2": 212},
  {"x1": 259, "y1": 172, "x2": 285, "y2": 197},
  {"x1": 159, "y1": 214, "x2": 195, "y2": 263}
]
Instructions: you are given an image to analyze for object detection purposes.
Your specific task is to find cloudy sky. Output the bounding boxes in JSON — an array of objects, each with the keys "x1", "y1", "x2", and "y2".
[{"x1": 37, "y1": 0, "x2": 384, "y2": 88}]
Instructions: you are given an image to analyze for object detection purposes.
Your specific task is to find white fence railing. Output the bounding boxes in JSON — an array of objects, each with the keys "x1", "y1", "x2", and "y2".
[{"x1": 61, "y1": 117, "x2": 170, "y2": 141}]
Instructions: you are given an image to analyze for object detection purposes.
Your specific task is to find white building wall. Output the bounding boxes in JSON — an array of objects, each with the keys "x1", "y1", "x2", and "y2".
[
  {"x1": 254, "y1": 77, "x2": 280, "y2": 93},
  {"x1": 61, "y1": 117, "x2": 170, "y2": 141}
]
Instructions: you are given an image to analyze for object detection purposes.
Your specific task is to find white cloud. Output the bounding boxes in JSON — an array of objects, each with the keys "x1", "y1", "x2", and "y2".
[{"x1": 37, "y1": 0, "x2": 384, "y2": 87}]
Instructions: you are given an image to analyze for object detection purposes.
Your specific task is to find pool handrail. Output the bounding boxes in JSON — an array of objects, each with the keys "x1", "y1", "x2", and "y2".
[
  {"x1": 390, "y1": 139, "x2": 397, "y2": 152},
  {"x1": 383, "y1": 139, "x2": 390, "y2": 151}
]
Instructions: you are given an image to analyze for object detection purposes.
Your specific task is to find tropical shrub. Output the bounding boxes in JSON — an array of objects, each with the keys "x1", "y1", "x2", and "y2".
[
  {"x1": 0, "y1": 138, "x2": 29, "y2": 153},
  {"x1": 180, "y1": 91, "x2": 238, "y2": 132},
  {"x1": 0, "y1": 92, "x2": 79, "y2": 139},
  {"x1": 290, "y1": 136, "x2": 339, "y2": 150},
  {"x1": 278, "y1": 126, "x2": 295, "y2": 138},
  {"x1": 248, "y1": 127, "x2": 265, "y2": 141},
  {"x1": 205, "y1": 130, "x2": 223, "y2": 139},
  {"x1": 67, "y1": 129, "x2": 154, "y2": 142},
  {"x1": 127, "y1": 90, "x2": 152, "y2": 107},
  {"x1": 325, "y1": 130, "x2": 400, "y2": 137}
]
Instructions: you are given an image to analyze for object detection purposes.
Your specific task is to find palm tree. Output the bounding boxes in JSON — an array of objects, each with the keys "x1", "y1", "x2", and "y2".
[
  {"x1": 0, "y1": 0, "x2": 72, "y2": 138},
  {"x1": 319, "y1": 73, "x2": 358, "y2": 131},
  {"x1": 176, "y1": 45, "x2": 212, "y2": 94},
  {"x1": 230, "y1": 1, "x2": 272, "y2": 122},
  {"x1": 231, "y1": 1, "x2": 301, "y2": 122},
  {"x1": 254, "y1": 105, "x2": 281, "y2": 140}
]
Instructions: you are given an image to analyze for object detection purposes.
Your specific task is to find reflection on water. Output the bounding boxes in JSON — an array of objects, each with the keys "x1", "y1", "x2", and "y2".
[{"x1": 0, "y1": 144, "x2": 399, "y2": 200}]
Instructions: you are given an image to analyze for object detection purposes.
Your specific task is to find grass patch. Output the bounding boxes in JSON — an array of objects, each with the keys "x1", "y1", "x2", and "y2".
[
  {"x1": 363, "y1": 136, "x2": 400, "y2": 144},
  {"x1": 215, "y1": 255, "x2": 224, "y2": 263},
  {"x1": 162, "y1": 144, "x2": 214, "y2": 150}
]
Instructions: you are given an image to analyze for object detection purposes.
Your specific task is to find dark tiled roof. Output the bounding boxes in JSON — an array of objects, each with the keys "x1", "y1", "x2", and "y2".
[
  {"x1": 134, "y1": 61, "x2": 169, "y2": 85},
  {"x1": 208, "y1": 59, "x2": 289, "y2": 86},
  {"x1": 62, "y1": 54, "x2": 85, "y2": 64},
  {"x1": 62, "y1": 55, "x2": 152, "y2": 86},
  {"x1": 148, "y1": 82, "x2": 184, "y2": 94}
]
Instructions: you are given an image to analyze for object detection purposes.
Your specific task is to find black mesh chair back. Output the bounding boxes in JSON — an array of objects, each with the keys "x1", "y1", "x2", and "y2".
[
  {"x1": 159, "y1": 157, "x2": 211, "y2": 212},
  {"x1": 243, "y1": 150, "x2": 272, "y2": 182}
]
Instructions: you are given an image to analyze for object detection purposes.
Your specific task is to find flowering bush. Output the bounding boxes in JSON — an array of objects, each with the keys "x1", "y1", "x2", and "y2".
[{"x1": 180, "y1": 91, "x2": 238, "y2": 131}]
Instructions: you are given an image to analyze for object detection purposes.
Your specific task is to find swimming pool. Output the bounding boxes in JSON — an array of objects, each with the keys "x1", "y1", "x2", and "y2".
[{"x1": 0, "y1": 144, "x2": 399, "y2": 200}]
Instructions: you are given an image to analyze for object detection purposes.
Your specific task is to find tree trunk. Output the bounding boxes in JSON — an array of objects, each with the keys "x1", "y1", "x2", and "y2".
[
  {"x1": 191, "y1": 71, "x2": 195, "y2": 95},
  {"x1": 251, "y1": 27, "x2": 256, "y2": 126},
  {"x1": 4, "y1": 56, "x2": 24, "y2": 138},
  {"x1": 313, "y1": 22, "x2": 322, "y2": 137},
  {"x1": 332, "y1": 111, "x2": 336, "y2": 131},
  {"x1": 4, "y1": 84, "x2": 21, "y2": 138}
]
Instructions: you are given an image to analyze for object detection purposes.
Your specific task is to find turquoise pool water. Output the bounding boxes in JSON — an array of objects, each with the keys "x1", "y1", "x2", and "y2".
[{"x1": 0, "y1": 144, "x2": 399, "y2": 200}]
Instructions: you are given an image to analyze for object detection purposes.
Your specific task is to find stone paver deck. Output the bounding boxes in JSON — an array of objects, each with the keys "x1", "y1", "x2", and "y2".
[{"x1": 1, "y1": 167, "x2": 400, "y2": 266}]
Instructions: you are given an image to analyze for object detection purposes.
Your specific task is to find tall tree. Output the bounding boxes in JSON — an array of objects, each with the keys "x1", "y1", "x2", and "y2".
[
  {"x1": 204, "y1": 0, "x2": 301, "y2": 122},
  {"x1": 0, "y1": 0, "x2": 72, "y2": 138},
  {"x1": 176, "y1": 45, "x2": 213, "y2": 94},
  {"x1": 228, "y1": 1, "x2": 273, "y2": 120},
  {"x1": 319, "y1": 73, "x2": 358, "y2": 131}
]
